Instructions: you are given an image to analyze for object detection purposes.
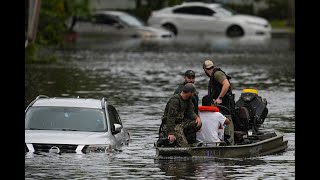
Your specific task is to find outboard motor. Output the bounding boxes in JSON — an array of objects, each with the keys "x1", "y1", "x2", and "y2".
[{"x1": 234, "y1": 88, "x2": 268, "y2": 133}]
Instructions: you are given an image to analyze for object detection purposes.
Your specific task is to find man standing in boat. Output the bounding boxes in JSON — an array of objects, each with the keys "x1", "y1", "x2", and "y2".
[
  {"x1": 202, "y1": 59, "x2": 236, "y2": 120},
  {"x1": 173, "y1": 70, "x2": 199, "y2": 144},
  {"x1": 197, "y1": 95, "x2": 230, "y2": 144},
  {"x1": 158, "y1": 83, "x2": 202, "y2": 147}
]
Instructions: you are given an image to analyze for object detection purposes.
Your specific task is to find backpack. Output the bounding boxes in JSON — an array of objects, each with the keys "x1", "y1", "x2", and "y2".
[{"x1": 234, "y1": 89, "x2": 268, "y2": 132}]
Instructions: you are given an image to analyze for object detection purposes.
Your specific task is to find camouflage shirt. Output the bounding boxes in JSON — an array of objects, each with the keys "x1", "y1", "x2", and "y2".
[
  {"x1": 162, "y1": 94, "x2": 197, "y2": 136},
  {"x1": 174, "y1": 82, "x2": 199, "y2": 115}
]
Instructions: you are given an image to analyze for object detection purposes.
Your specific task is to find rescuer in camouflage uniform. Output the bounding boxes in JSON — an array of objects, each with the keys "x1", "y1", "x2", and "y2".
[
  {"x1": 158, "y1": 83, "x2": 202, "y2": 147},
  {"x1": 173, "y1": 70, "x2": 199, "y2": 115},
  {"x1": 173, "y1": 70, "x2": 200, "y2": 144}
]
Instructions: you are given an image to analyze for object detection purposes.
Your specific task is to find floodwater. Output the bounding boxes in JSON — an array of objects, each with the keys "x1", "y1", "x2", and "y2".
[{"x1": 25, "y1": 33, "x2": 295, "y2": 179}]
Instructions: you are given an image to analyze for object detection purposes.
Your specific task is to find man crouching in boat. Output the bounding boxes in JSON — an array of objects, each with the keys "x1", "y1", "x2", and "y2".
[
  {"x1": 157, "y1": 83, "x2": 202, "y2": 147},
  {"x1": 196, "y1": 95, "x2": 231, "y2": 146}
]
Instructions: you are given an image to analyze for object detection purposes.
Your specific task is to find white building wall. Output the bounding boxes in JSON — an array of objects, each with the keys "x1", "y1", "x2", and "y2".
[{"x1": 89, "y1": 0, "x2": 137, "y2": 10}]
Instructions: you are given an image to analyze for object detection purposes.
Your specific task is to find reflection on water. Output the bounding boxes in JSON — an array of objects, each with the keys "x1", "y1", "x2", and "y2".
[
  {"x1": 156, "y1": 159, "x2": 225, "y2": 179},
  {"x1": 154, "y1": 158, "x2": 274, "y2": 179},
  {"x1": 25, "y1": 34, "x2": 295, "y2": 179},
  {"x1": 63, "y1": 33, "x2": 294, "y2": 53}
]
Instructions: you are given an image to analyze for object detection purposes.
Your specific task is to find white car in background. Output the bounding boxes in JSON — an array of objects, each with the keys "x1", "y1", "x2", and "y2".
[
  {"x1": 147, "y1": 2, "x2": 271, "y2": 37},
  {"x1": 70, "y1": 10, "x2": 174, "y2": 40}
]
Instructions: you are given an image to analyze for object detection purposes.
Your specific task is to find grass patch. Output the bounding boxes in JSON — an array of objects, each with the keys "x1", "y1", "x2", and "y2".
[
  {"x1": 270, "y1": 19, "x2": 295, "y2": 33},
  {"x1": 270, "y1": 20, "x2": 288, "y2": 28},
  {"x1": 25, "y1": 43, "x2": 58, "y2": 64}
]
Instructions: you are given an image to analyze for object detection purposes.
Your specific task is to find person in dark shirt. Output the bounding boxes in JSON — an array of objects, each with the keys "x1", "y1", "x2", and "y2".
[
  {"x1": 173, "y1": 70, "x2": 199, "y2": 115},
  {"x1": 203, "y1": 59, "x2": 236, "y2": 120}
]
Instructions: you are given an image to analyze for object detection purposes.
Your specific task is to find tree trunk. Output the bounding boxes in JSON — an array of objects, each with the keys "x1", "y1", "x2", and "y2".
[{"x1": 136, "y1": 0, "x2": 142, "y2": 8}]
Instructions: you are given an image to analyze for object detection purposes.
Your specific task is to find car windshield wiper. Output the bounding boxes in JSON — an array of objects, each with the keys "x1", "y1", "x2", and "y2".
[{"x1": 61, "y1": 128, "x2": 78, "y2": 131}]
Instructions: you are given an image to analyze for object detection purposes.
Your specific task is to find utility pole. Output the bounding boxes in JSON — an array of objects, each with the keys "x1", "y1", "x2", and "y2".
[
  {"x1": 288, "y1": 0, "x2": 294, "y2": 27},
  {"x1": 286, "y1": 0, "x2": 294, "y2": 51},
  {"x1": 26, "y1": 0, "x2": 41, "y2": 48}
]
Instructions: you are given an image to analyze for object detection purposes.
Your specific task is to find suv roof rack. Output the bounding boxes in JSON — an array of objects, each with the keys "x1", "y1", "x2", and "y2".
[
  {"x1": 25, "y1": 95, "x2": 49, "y2": 113},
  {"x1": 36, "y1": 95, "x2": 49, "y2": 100}
]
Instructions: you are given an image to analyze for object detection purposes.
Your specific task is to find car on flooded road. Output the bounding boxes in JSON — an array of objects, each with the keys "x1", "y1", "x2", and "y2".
[
  {"x1": 147, "y1": 2, "x2": 271, "y2": 37},
  {"x1": 68, "y1": 10, "x2": 174, "y2": 41},
  {"x1": 25, "y1": 95, "x2": 130, "y2": 154}
]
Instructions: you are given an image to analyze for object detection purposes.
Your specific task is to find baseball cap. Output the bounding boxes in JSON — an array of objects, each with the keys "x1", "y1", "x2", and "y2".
[
  {"x1": 182, "y1": 83, "x2": 199, "y2": 95},
  {"x1": 184, "y1": 70, "x2": 195, "y2": 78},
  {"x1": 203, "y1": 59, "x2": 214, "y2": 69}
]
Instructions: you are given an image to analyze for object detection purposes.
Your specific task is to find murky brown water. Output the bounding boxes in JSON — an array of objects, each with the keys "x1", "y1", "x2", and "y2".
[{"x1": 25, "y1": 34, "x2": 295, "y2": 179}]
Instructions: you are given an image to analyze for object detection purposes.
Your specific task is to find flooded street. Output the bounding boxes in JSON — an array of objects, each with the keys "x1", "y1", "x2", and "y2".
[{"x1": 25, "y1": 34, "x2": 295, "y2": 179}]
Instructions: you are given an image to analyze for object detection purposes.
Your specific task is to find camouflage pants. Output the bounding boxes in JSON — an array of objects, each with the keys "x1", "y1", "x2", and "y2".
[{"x1": 159, "y1": 119, "x2": 197, "y2": 147}]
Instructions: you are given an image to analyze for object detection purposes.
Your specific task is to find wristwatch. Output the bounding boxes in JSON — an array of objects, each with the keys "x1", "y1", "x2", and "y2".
[{"x1": 218, "y1": 96, "x2": 223, "y2": 100}]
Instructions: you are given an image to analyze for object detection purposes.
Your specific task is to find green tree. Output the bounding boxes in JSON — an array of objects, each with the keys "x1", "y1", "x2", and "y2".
[
  {"x1": 36, "y1": 0, "x2": 90, "y2": 46},
  {"x1": 26, "y1": 0, "x2": 91, "y2": 63},
  {"x1": 258, "y1": 0, "x2": 289, "y2": 20}
]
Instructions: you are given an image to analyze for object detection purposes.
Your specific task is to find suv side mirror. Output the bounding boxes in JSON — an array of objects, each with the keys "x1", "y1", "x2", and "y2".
[{"x1": 113, "y1": 123, "x2": 122, "y2": 133}]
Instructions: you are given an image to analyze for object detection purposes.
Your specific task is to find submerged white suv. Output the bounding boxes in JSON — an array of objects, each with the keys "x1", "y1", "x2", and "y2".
[{"x1": 25, "y1": 95, "x2": 130, "y2": 154}]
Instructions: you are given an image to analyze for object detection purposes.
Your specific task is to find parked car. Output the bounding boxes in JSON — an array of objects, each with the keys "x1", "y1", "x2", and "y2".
[
  {"x1": 147, "y1": 2, "x2": 271, "y2": 37},
  {"x1": 25, "y1": 95, "x2": 130, "y2": 154},
  {"x1": 68, "y1": 10, "x2": 174, "y2": 41}
]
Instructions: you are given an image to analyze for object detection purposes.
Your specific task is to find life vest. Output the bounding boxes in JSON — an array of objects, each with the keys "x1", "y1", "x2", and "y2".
[
  {"x1": 208, "y1": 67, "x2": 235, "y2": 118},
  {"x1": 198, "y1": 105, "x2": 220, "y2": 112},
  {"x1": 208, "y1": 67, "x2": 232, "y2": 100}
]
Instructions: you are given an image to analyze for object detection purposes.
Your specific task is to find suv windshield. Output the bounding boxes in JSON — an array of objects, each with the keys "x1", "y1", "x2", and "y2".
[{"x1": 25, "y1": 107, "x2": 107, "y2": 132}]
